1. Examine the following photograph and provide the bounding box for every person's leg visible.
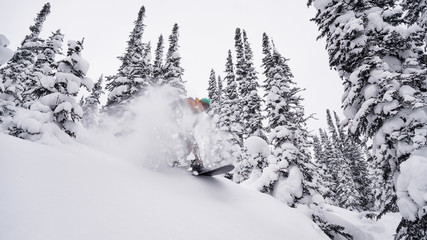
[187,136,204,172]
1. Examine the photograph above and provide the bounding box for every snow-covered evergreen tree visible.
[309,0,427,237]
[0,3,50,115]
[233,28,264,140]
[141,41,153,85]
[314,113,376,211]
[46,39,92,137]
[254,37,319,208]
[332,110,375,210]
[0,3,51,134]
[207,69,218,103]
[403,0,427,24]
[219,50,244,182]
[152,34,164,85]
[163,23,186,96]
[318,128,339,204]
[217,75,223,104]
[233,33,273,183]
[26,30,64,102]
[325,110,361,210]
[82,75,104,127]
[312,133,334,200]
[7,39,92,139]
[104,6,148,115]
[402,0,427,46]
[207,69,221,118]
[233,28,246,131]
[241,30,264,140]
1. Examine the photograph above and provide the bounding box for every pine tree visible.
[219,50,244,182]
[233,28,246,132]
[326,109,361,210]
[309,0,427,237]
[104,6,148,114]
[0,3,51,113]
[217,75,223,104]
[163,23,186,96]
[0,3,51,135]
[234,28,264,139]
[229,31,252,181]
[318,128,339,204]
[8,39,92,139]
[152,34,164,85]
[315,110,375,211]
[49,39,92,137]
[235,33,275,184]
[82,75,104,127]
[207,69,218,103]
[206,69,221,121]
[402,0,427,27]
[141,41,153,87]
[27,30,64,101]
[312,133,333,200]
[241,30,264,140]
[333,111,375,210]
[255,38,319,208]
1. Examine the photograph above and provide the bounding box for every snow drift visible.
[0,133,328,240]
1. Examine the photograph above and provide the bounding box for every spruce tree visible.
[241,30,264,140]
[333,110,375,210]
[402,0,427,27]
[104,6,148,114]
[207,69,218,103]
[219,50,244,182]
[8,39,92,139]
[152,34,164,85]
[255,38,319,208]
[163,23,186,96]
[141,41,153,86]
[82,75,104,127]
[234,28,264,139]
[318,128,339,204]
[326,110,361,210]
[49,39,92,137]
[312,133,334,201]
[206,69,220,118]
[26,30,64,102]
[0,3,51,134]
[0,3,51,109]
[233,28,246,131]
[309,0,427,237]
[217,75,223,104]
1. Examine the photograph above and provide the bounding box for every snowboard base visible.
[194,164,235,177]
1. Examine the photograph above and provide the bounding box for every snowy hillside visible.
[0,133,330,240]
[0,86,401,240]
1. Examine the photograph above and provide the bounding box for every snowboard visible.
[194,164,235,177]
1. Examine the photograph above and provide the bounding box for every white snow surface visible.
[396,147,427,221]
[244,136,271,157]
[322,205,401,240]
[0,86,402,240]
[272,165,303,205]
[0,133,327,240]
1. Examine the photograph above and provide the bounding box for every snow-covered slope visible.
[0,133,328,240]
[322,205,401,240]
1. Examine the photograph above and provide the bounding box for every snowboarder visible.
[181,97,210,173]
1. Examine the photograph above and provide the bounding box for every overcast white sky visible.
[1,0,343,132]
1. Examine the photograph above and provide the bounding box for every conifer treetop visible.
[22,2,51,46]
